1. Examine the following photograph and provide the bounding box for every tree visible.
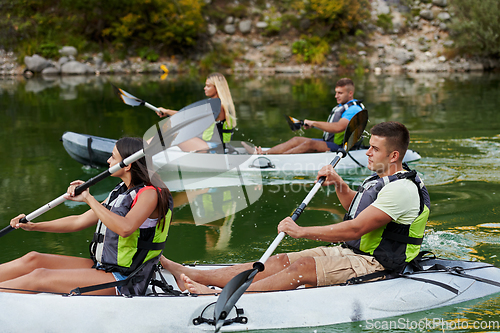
[448,0,500,57]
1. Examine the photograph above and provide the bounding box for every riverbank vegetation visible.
[1,0,498,71]
[1,0,370,64]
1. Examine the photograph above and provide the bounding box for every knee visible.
[270,253,290,267]
[289,137,306,145]
[21,251,44,266]
[289,257,317,283]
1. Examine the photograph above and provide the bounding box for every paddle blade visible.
[112,85,145,107]
[284,115,304,131]
[342,109,368,152]
[214,268,259,332]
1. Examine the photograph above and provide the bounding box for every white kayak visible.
[61,131,421,175]
[1,257,499,332]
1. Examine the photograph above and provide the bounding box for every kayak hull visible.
[61,132,421,174]
[1,258,499,332]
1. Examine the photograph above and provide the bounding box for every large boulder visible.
[61,61,94,74]
[239,19,252,34]
[224,24,236,34]
[59,46,78,57]
[24,54,51,72]
[419,9,434,21]
[432,0,447,7]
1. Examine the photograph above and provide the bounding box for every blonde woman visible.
[157,73,237,152]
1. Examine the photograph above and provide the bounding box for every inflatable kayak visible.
[61,132,422,175]
[1,257,499,332]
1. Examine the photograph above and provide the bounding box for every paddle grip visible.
[0,215,28,238]
[0,225,14,237]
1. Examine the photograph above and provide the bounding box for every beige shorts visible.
[286,246,385,286]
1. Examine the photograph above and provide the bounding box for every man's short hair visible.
[371,121,410,159]
[336,78,354,88]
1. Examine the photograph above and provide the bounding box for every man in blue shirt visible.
[255,78,364,154]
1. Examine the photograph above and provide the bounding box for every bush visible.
[292,36,329,64]
[38,43,60,59]
[448,0,500,57]
[376,13,393,33]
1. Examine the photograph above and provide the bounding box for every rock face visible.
[2,0,498,76]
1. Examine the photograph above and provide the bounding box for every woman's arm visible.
[156,107,178,118]
[10,208,99,233]
[67,181,158,238]
[84,189,157,237]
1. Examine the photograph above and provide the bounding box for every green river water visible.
[0,72,499,332]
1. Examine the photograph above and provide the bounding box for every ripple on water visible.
[413,136,500,185]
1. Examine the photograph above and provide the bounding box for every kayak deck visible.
[61,131,422,175]
[1,258,498,332]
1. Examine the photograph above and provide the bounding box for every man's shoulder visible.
[341,101,363,119]
[380,177,419,198]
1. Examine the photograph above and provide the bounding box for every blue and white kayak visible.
[0,257,499,332]
[61,131,421,175]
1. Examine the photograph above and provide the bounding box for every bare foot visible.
[241,142,256,154]
[255,146,265,155]
[160,256,192,292]
[181,273,220,295]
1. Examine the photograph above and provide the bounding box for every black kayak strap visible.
[447,266,500,288]
[400,274,459,294]
[70,260,148,296]
[400,265,500,295]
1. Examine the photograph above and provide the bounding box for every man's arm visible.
[317,165,356,210]
[278,205,392,242]
[304,118,349,133]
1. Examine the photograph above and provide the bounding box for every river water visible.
[0,72,499,332]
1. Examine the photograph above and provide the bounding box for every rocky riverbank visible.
[1,0,498,77]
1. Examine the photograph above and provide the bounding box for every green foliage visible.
[448,0,500,57]
[38,43,59,59]
[138,47,159,62]
[290,0,371,42]
[376,13,393,33]
[199,43,235,72]
[292,36,329,64]
[2,0,206,59]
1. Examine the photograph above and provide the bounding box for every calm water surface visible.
[1,72,499,332]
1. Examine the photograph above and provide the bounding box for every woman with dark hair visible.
[0,137,172,296]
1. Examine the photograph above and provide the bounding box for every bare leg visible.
[282,139,330,154]
[0,267,117,295]
[241,142,256,154]
[178,137,210,152]
[0,252,116,295]
[264,137,329,154]
[160,254,291,290]
[0,251,94,283]
[182,257,317,294]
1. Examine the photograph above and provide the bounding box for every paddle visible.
[212,109,369,332]
[284,115,304,131]
[0,99,222,238]
[112,85,161,114]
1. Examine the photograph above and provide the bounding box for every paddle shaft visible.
[144,102,160,114]
[258,151,343,264]
[0,149,146,237]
